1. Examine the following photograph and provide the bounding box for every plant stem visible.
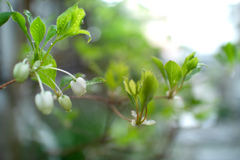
[0,79,16,89]
[71,95,131,122]
[39,71,60,95]
[71,95,129,104]
[135,97,139,123]
[109,104,131,122]
[154,95,169,99]
[174,75,186,96]
[35,72,44,92]
[41,40,58,65]
[49,67,76,80]
[140,107,148,123]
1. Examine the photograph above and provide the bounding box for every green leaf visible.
[70,29,91,43]
[6,1,14,11]
[139,70,159,110]
[38,51,57,90]
[0,12,13,26]
[60,73,83,89]
[164,60,182,89]
[123,77,137,96]
[186,57,198,72]
[127,93,136,107]
[185,66,201,81]
[23,10,33,25]
[223,42,235,64]
[43,25,57,47]
[151,56,167,83]
[123,77,131,95]
[86,77,106,86]
[185,63,208,81]
[198,63,208,68]
[182,52,196,75]
[129,80,136,95]
[11,12,32,44]
[30,17,46,48]
[56,3,85,37]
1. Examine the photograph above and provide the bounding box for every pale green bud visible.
[58,95,72,112]
[13,62,29,82]
[35,91,54,115]
[32,60,41,71]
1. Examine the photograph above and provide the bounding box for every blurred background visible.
[1,0,240,160]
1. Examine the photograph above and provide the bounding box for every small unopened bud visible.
[35,91,54,114]
[58,95,72,112]
[70,77,86,96]
[32,60,41,71]
[13,62,29,82]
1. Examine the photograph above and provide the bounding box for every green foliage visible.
[30,17,46,48]
[164,60,183,89]
[73,0,158,75]
[223,42,235,64]
[23,10,33,25]
[11,12,32,45]
[43,25,57,48]
[56,3,91,42]
[86,77,106,86]
[38,51,57,90]
[123,78,140,97]
[0,1,209,159]
[0,12,13,26]
[124,70,158,125]
[185,63,207,81]
[182,52,198,75]
[215,42,240,68]
[151,57,167,83]
[138,70,159,109]
[152,52,203,97]
[1,2,91,91]
[105,62,129,91]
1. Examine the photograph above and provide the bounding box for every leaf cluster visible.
[152,52,205,98]
[123,70,158,125]
[215,42,240,68]
[0,1,91,91]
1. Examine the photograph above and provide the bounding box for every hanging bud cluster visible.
[8,2,93,115]
[13,59,87,115]
[32,67,87,114]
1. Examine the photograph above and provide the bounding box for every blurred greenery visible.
[0,0,225,160]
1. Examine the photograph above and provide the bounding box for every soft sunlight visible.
[136,0,240,55]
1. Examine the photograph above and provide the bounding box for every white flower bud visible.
[13,62,29,82]
[70,77,86,96]
[58,95,72,112]
[142,119,156,125]
[35,91,54,115]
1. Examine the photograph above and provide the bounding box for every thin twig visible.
[109,104,131,122]
[71,95,132,122]
[71,95,109,104]
[154,95,169,99]
[140,107,148,123]
[174,75,186,96]
[71,95,129,104]
[0,79,16,89]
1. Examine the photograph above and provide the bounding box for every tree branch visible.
[109,104,131,122]
[0,79,16,89]
[70,95,129,105]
